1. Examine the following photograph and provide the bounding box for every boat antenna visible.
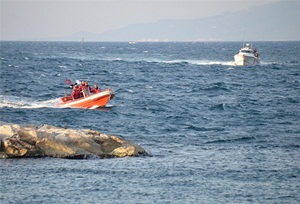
[242,27,247,47]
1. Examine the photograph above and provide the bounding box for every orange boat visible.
[57,88,115,109]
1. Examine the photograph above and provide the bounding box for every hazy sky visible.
[1,0,284,41]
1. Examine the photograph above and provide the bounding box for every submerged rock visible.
[0,122,146,159]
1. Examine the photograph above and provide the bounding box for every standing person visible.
[91,84,101,94]
[78,81,85,91]
[78,80,85,98]
[71,85,80,100]
[84,81,92,96]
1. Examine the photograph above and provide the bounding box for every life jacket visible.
[91,87,101,93]
[71,89,81,100]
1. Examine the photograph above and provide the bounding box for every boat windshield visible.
[240,50,253,53]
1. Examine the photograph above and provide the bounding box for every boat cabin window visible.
[241,50,253,53]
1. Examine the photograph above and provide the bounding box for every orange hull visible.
[57,89,115,109]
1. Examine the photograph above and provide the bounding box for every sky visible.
[0,0,289,41]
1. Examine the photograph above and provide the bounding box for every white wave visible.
[187,60,235,66]
[0,95,61,109]
[259,61,286,66]
[104,104,116,108]
[145,85,153,89]
[121,57,235,66]
[153,58,235,66]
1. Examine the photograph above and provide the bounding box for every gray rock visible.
[0,122,146,159]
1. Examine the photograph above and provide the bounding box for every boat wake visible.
[185,60,235,66]
[0,95,61,109]
[107,57,235,66]
[0,94,117,110]
[108,57,296,67]
[155,59,235,66]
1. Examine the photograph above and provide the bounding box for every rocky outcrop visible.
[0,122,146,159]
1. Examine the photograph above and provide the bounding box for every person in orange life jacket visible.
[80,81,91,97]
[71,85,80,100]
[91,84,101,94]
[78,80,86,98]
[78,80,85,91]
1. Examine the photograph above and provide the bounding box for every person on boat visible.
[253,48,259,58]
[84,81,92,95]
[71,85,80,100]
[78,80,86,98]
[80,81,91,97]
[91,84,101,94]
[69,82,78,89]
[78,80,85,90]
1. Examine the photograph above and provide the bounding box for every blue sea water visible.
[0,41,299,203]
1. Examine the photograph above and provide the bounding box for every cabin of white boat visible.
[240,44,253,52]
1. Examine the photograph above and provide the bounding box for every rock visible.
[0,122,147,159]
[4,138,28,157]
[35,138,81,158]
[18,127,38,145]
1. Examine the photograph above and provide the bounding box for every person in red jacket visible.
[71,85,80,100]
[78,80,86,98]
[91,84,101,94]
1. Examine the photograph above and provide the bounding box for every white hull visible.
[234,43,260,66]
[234,54,259,66]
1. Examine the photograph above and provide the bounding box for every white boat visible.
[234,43,260,66]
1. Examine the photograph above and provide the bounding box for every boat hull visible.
[234,54,259,66]
[234,46,260,66]
[57,89,115,109]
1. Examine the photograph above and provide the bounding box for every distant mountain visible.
[54,1,300,42]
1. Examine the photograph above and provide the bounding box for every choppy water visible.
[0,41,299,203]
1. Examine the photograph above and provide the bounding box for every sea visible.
[0,41,299,203]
